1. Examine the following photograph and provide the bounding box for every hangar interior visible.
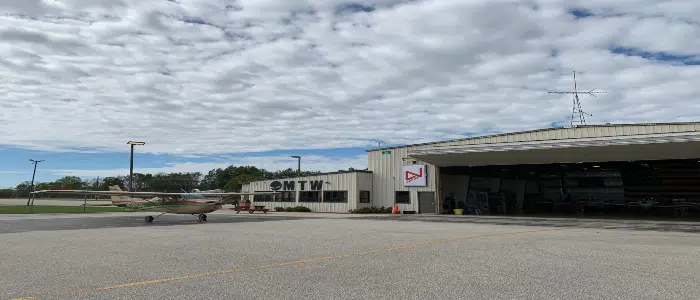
[414,133,700,218]
[439,159,700,218]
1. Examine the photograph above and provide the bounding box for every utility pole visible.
[291,156,301,176]
[130,145,134,191]
[27,159,44,206]
[547,71,605,126]
[127,141,145,192]
[94,176,100,200]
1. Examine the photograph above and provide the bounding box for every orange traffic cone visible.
[392,204,400,214]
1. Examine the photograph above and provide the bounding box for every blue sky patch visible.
[335,3,376,15]
[569,8,594,19]
[610,47,700,65]
[0,145,372,187]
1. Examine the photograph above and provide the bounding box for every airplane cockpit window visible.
[152,196,174,203]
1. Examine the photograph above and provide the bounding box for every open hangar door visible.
[439,161,700,218]
[416,136,700,218]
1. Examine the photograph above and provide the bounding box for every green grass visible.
[0,205,130,214]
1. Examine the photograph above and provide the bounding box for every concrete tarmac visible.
[1,212,699,300]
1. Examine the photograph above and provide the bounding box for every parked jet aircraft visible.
[30,185,277,223]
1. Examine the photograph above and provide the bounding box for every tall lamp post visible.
[127,141,145,192]
[27,159,44,206]
[291,155,301,176]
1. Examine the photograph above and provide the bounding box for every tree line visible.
[0,165,367,198]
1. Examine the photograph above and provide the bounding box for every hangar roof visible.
[407,131,700,166]
[366,121,700,152]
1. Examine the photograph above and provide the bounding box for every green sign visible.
[381,150,391,155]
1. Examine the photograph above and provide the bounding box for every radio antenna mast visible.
[548,71,605,126]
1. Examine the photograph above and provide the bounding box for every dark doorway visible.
[439,159,700,219]
[419,192,436,214]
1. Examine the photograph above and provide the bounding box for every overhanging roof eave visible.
[407,133,700,156]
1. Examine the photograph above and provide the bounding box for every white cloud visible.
[0,171,29,174]
[49,154,367,177]
[0,0,699,155]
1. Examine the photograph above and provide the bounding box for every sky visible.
[1,0,699,188]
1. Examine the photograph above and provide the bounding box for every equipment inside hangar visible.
[407,127,700,219]
[438,159,700,218]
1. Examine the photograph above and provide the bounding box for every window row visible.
[253,191,294,202]
[299,191,347,202]
[252,190,372,203]
[254,190,411,204]
[253,190,415,203]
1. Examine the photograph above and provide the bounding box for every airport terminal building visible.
[242,122,700,217]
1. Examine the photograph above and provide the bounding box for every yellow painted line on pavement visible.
[14,226,570,299]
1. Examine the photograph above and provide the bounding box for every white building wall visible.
[244,172,366,213]
[368,145,439,212]
[356,172,374,209]
[241,123,700,215]
[366,122,700,213]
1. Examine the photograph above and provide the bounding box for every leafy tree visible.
[54,176,84,189]
[224,173,265,192]
[0,189,17,198]
[14,164,356,194]
[100,176,125,190]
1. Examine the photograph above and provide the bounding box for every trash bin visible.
[454,209,463,215]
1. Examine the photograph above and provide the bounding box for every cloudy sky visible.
[1,0,699,187]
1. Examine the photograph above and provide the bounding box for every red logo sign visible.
[405,167,423,182]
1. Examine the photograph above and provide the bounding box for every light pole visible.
[291,156,301,176]
[27,159,44,205]
[127,141,145,192]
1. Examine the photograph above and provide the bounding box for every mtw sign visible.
[402,165,427,187]
[269,180,323,191]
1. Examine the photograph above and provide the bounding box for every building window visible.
[359,190,370,203]
[395,191,410,204]
[299,191,321,202]
[323,191,347,203]
[253,191,273,202]
[278,191,295,202]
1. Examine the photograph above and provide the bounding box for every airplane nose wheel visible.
[145,216,154,223]
[198,214,207,223]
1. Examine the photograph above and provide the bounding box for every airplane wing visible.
[197,192,279,196]
[30,190,279,196]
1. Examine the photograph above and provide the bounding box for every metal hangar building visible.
[242,122,700,217]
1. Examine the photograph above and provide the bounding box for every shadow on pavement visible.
[0,214,313,234]
[360,214,700,234]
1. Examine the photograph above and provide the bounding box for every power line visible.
[548,71,606,126]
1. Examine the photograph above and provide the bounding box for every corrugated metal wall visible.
[368,145,438,212]
[356,172,373,209]
[244,172,364,213]
[438,123,700,147]
[366,123,700,213]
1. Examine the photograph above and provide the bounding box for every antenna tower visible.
[548,71,605,126]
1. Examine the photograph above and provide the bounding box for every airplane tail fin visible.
[109,185,128,204]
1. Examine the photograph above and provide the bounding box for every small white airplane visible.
[30,185,277,223]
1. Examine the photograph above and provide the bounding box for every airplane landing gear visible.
[145,213,165,223]
[198,214,207,223]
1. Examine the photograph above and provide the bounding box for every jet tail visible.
[109,185,129,204]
